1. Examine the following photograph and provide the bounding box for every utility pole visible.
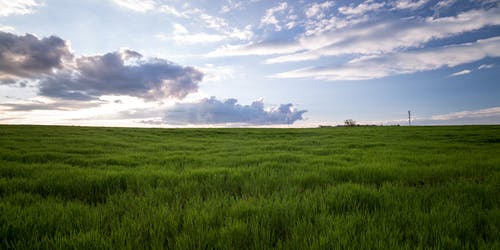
[408,110,411,126]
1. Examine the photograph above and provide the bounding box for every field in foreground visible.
[0,125,499,249]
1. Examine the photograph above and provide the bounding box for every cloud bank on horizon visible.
[0,0,499,126]
[162,97,306,125]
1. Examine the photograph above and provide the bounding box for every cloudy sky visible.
[0,0,499,127]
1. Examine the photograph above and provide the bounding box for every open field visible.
[0,125,499,249]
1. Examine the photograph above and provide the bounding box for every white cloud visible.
[114,1,186,18]
[478,64,495,69]
[158,5,186,17]
[431,107,500,121]
[210,7,500,60]
[260,2,288,31]
[198,11,253,40]
[305,1,334,18]
[286,21,297,29]
[0,24,15,32]
[154,7,252,45]
[113,2,253,44]
[167,23,226,44]
[200,13,229,31]
[198,64,238,83]
[154,33,168,41]
[338,0,385,16]
[273,36,500,80]
[363,106,500,125]
[227,25,254,40]
[303,14,369,37]
[173,23,188,34]
[164,22,251,45]
[0,0,40,16]
[392,0,430,10]
[287,14,298,20]
[265,7,500,63]
[173,33,226,44]
[220,0,243,13]
[449,69,472,77]
[433,0,457,10]
[111,0,155,12]
[206,41,301,57]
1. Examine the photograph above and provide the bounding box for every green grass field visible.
[0,125,499,249]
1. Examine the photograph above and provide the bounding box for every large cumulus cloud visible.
[0,31,72,81]
[39,50,203,100]
[0,32,203,100]
[163,97,307,125]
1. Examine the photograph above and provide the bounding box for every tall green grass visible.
[0,125,499,249]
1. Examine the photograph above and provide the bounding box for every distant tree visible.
[344,119,357,127]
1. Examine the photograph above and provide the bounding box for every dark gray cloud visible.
[0,32,72,81]
[163,97,307,125]
[0,32,203,101]
[39,50,203,100]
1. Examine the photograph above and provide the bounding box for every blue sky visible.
[0,0,499,127]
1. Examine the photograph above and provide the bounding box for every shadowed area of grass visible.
[0,125,499,249]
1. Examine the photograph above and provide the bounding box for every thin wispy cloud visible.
[274,36,500,80]
[0,25,15,32]
[305,1,334,18]
[449,69,472,77]
[478,64,495,69]
[0,0,41,16]
[431,106,500,121]
[363,106,500,126]
[220,0,243,13]
[161,23,251,45]
[111,0,253,43]
[338,0,384,16]
[209,6,500,69]
[392,0,430,10]
[433,0,457,11]
[260,2,288,31]
[198,64,238,83]
[264,7,500,64]
[111,0,155,12]
[157,5,186,17]
[0,99,103,111]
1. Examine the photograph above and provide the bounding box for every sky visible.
[0,0,499,127]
